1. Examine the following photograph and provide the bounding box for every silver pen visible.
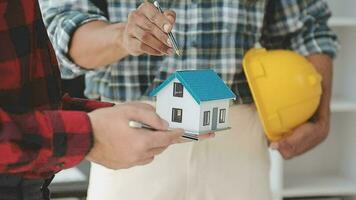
[129,121,198,141]
[153,1,182,56]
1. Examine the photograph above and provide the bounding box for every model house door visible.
[212,107,218,130]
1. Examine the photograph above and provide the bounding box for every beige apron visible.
[87,103,272,200]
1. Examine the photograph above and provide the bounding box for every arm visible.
[307,54,333,132]
[0,109,92,178]
[39,1,176,70]
[0,103,184,177]
[38,0,109,78]
[68,2,177,68]
[68,21,128,69]
[261,0,338,159]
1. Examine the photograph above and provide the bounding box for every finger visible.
[128,108,169,131]
[269,142,279,150]
[139,2,173,33]
[173,137,194,144]
[198,132,216,140]
[276,123,321,159]
[274,140,295,159]
[163,10,176,24]
[129,10,172,47]
[128,36,164,56]
[149,147,167,156]
[146,129,184,148]
[130,25,172,55]
[136,156,154,166]
[133,13,172,48]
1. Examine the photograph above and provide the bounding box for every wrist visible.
[313,106,330,133]
[316,97,331,122]
[86,112,101,158]
[88,111,100,139]
[111,22,129,58]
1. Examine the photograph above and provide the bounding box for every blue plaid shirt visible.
[39,0,338,103]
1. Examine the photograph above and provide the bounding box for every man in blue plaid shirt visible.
[39,0,338,199]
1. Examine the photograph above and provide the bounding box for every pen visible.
[129,121,198,141]
[153,1,182,56]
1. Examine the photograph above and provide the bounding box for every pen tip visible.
[176,49,182,56]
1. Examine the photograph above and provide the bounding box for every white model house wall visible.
[199,100,230,132]
[156,78,201,132]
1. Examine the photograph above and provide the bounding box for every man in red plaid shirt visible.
[0,0,183,199]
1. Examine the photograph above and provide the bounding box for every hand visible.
[121,2,176,56]
[270,116,329,160]
[86,102,183,169]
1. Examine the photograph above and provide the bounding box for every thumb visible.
[167,129,184,142]
[273,139,296,160]
[164,10,176,24]
[128,108,169,131]
[148,128,184,148]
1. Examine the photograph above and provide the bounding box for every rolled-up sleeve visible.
[261,0,339,58]
[39,0,108,78]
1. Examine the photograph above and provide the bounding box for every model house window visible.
[173,82,183,97]
[219,109,226,123]
[172,108,183,123]
[203,111,210,126]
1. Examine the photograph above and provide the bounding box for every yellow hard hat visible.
[243,48,322,141]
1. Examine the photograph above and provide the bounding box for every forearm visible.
[306,54,333,125]
[69,21,129,69]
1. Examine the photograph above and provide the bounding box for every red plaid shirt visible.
[0,0,112,179]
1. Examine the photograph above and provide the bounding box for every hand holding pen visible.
[122,1,181,56]
[153,1,181,56]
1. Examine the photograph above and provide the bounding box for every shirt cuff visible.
[44,110,93,170]
[290,32,340,59]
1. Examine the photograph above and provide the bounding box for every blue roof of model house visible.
[149,70,236,104]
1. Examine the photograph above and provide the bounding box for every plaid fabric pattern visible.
[39,0,338,103]
[0,0,112,179]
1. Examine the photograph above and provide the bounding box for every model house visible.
[149,69,236,138]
